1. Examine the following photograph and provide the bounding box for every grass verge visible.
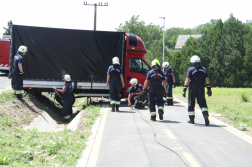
[0,91,101,166]
[173,87,252,131]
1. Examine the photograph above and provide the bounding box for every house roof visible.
[175,34,202,50]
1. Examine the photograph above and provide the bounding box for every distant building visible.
[175,34,202,51]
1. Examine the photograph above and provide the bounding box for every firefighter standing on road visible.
[183,55,212,125]
[12,45,27,100]
[143,59,166,121]
[127,78,146,109]
[162,62,176,106]
[53,74,74,123]
[106,57,125,112]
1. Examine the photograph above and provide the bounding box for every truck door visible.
[123,57,150,97]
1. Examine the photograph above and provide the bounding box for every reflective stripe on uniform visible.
[188,111,195,115]
[110,100,115,104]
[150,112,156,116]
[201,107,208,112]
[64,115,70,119]
[166,97,173,99]
[16,90,22,94]
[115,101,120,105]
[158,106,163,110]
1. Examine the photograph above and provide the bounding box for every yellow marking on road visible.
[183,152,201,167]
[87,105,109,167]
[174,97,252,145]
[164,129,176,139]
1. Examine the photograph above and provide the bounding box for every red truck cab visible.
[123,34,151,98]
[0,36,10,73]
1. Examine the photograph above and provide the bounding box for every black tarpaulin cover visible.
[11,25,125,82]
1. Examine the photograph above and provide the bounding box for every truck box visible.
[10,25,151,98]
[0,39,10,73]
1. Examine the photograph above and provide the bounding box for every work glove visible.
[128,103,131,107]
[205,84,212,97]
[19,72,25,78]
[163,90,166,97]
[183,85,188,97]
[173,83,176,88]
[131,92,136,96]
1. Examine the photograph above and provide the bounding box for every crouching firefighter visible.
[162,61,176,106]
[106,57,125,112]
[127,78,147,109]
[53,74,74,123]
[12,45,27,100]
[183,55,212,125]
[143,59,166,121]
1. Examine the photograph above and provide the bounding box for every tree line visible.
[117,14,252,87]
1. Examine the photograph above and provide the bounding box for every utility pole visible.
[158,17,165,70]
[83,1,108,31]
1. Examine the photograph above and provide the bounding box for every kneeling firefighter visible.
[183,55,212,125]
[12,45,27,100]
[162,61,176,106]
[106,57,125,112]
[53,74,74,123]
[127,78,147,109]
[143,59,166,121]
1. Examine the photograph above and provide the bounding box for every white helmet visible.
[129,78,138,86]
[112,57,120,65]
[162,62,170,68]
[62,74,71,81]
[18,45,28,53]
[190,55,201,63]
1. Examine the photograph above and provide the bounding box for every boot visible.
[150,116,156,121]
[187,118,195,124]
[167,99,170,106]
[111,104,115,112]
[116,105,119,111]
[16,94,23,100]
[171,99,173,106]
[204,115,210,126]
[158,110,164,120]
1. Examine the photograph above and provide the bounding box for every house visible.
[175,34,202,51]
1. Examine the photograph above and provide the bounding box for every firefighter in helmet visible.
[183,55,212,125]
[106,57,125,112]
[162,61,176,106]
[143,59,166,121]
[127,78,147,109]
[12,45,27,100]
[54,74,74,123]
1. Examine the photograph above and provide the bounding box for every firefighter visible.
[12,45,27,100]
[162,62,176,106]
[53,74,74,123]
[183,55,212,125]
[106,57,125,112]
[127,78,146,109]
[143,59,166,121]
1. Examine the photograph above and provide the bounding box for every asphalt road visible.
[0,72,11,90]
[85,99,252,167]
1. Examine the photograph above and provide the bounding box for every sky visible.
[0,0,251,37]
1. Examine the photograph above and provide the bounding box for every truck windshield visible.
[129,58,150,75]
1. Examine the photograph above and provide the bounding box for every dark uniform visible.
[165,68,175,105]
[128,83,146,109]
[62,81,74,120]
[186,66,209,121]
[146,65,165,120]
[12,53,24,99]
[107,64,123,111]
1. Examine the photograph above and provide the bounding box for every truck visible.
[0,35,10,73]
[9,25,151,100]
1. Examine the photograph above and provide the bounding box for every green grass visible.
[0,89,16,104]
[173,87,252,129]
[0,95,101,166]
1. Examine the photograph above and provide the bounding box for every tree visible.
[3,20,12,35]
